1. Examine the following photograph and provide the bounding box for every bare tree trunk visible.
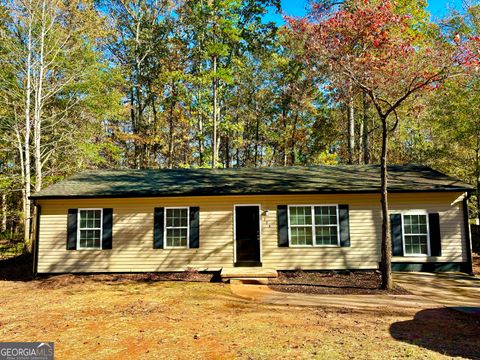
[198,119,204,166]
[151,95,159,166]
[290,111,299,166]
[196,2,205,167]
[212,55,218,168]
[1,193,6,232]
[211,0,219,168]
[282,107,288,166]
[14,125,26,237]
[358,115,364,164]
[24,4,33,248]
[34,0,47,193]
[225,135,230,168]
[362,93,370,164]
[167,81,176,169]
[347,95,355,164]
[253,96,259,167]
[168,116,174,169]
[476,130,480,224]
[254,117,259,167]
[130,90,137,167]
[380,114,392,290]
[133,14,143,169]
[198,90,204,166]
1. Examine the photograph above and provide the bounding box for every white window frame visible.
[164,207,190,249]
[77,208,103,250]
[287,205,340,247]
[393,210,431,257]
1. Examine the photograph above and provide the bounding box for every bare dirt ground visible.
[0,276,479,359]
[269,271,410,295]
[0,254,479,359]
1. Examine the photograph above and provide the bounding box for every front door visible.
[235,205,261,266]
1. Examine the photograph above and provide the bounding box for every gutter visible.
[29,187,474,201]
[463,192,474,275]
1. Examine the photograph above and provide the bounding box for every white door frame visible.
[233,204,262,264]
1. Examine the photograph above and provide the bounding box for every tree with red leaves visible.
[289,0,456,289]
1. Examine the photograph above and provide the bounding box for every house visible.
[30,165,474,274]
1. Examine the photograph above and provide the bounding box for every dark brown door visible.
[235,206,261,266]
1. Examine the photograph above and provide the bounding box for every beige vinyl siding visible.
[36,192,467,273]
[388,193,467,263]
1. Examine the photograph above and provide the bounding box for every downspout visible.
[462,192,473,275]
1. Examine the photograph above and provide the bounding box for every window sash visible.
[288,205,340,247]
[164,207,189,248]
[398,213,430,256]
[77,208,103,250]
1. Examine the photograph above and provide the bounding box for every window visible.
[403,214,429,255]
[288,205,339,246]
[165,207,189,248]
[78,209,102,249]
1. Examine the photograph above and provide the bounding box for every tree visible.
[290,0,454,289]
[421,3,480,223]
[0,0,122,248]
[178,0,280,168]
[99,0,173,169]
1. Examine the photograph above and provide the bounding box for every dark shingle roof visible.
[30,165,473,199]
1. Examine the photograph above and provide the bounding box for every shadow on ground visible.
[390,308,480,359]
[0,254,33,281]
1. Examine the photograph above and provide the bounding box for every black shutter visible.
[277,205,289,247]
[429,213,442,256]
[189,207,200,248]
[390,213,403,256]
[338,204,351,247]
[67,209,78,250]
[102,208,113,249]
[154,207,164,249]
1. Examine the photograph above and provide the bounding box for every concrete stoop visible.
[220,267,277,284]
[229,278,270,285]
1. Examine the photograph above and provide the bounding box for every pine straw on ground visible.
[0,275,479,360]
[34,271,214,290]
[269,271,410,295]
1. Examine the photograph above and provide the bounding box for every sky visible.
[265,0,464,24]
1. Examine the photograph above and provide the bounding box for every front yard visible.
[0,271,479,359]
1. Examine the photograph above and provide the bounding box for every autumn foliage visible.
[288,0,453,108]
[289,0,457,290]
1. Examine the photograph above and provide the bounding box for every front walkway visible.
[394,272,480,307]
[230,273,480,311]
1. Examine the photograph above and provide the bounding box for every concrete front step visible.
[220,267,278,280]
[230,278,270,285]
